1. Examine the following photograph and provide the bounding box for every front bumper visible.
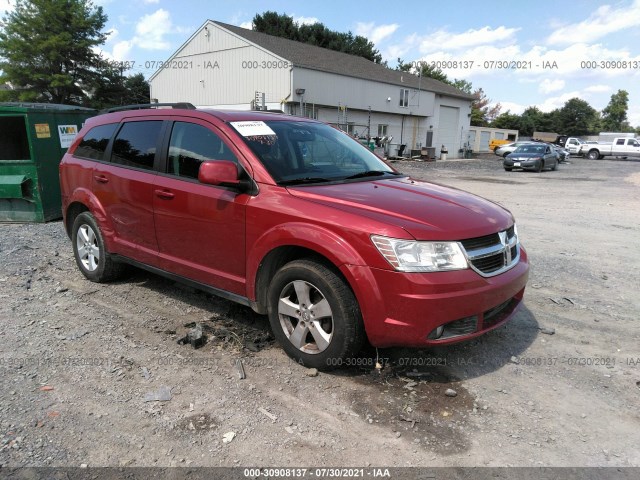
[344,247,529,347]
[504,158,540,170]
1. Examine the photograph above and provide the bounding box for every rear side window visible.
[167,122,238,180]
[74,123,118,161]
[111,121,162,170]
[0,116,30,161]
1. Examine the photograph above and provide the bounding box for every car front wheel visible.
[72,212,125,282]
[267,259,365,370]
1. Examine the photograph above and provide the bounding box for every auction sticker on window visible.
[230,121,276,137]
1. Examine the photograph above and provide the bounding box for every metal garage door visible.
[480,131,491,152]
[438,106,459,156]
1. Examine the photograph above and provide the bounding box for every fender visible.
[65,188,117,252]
[246,221,368,301]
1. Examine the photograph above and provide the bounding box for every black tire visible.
[551,159,558,171]
[587,149,599,160]
[504,167,512,171]
[267,259,365,370]
[71,212,125,282]
[536,159,543,172]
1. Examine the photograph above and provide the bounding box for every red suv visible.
[60,105,529,369]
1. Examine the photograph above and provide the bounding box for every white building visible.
[150,21,474,158]
[467,127,519,153]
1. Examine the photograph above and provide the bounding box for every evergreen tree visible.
[0,0,108,104]
[251,12,382,63]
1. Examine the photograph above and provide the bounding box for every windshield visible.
[232,120,397,185]
[514,144,546,154]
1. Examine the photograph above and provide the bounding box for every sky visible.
[2,0,639,126]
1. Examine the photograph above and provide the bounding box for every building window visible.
[399,89,409,107]
[377,124,388,137]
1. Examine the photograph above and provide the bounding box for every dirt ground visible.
[1,154,639,469]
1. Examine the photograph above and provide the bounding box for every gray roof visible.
[213,21,474,100]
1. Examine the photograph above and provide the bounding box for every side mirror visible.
[198,160,240,186]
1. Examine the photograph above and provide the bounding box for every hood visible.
[287,177,513,241]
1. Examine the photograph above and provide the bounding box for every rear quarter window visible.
[74,123,118,161]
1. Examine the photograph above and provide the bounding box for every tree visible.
[555,98,599,136]
[0,0,108,104]
[471,88,501,127]
[600,89,630,132]
[252,11,382,63]
[492,111,521,131]
[396,58,450,83]
[90,71,149,109]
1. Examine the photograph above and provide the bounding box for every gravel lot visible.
[1,154,639,468]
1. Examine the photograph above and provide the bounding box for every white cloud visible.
[419,26,519,53]
[547,0,640,45]
[134,9,173,50]
[293,15,319,26]
[539,79,565,94]
[97,8,186,61]
[628,105,640,127]
[498,101,527,115]
[239,21,252,29]
[584,85,612,93]
[112,40,133,60]
[355,22,399,45]
[105,28,119,43]
[536,91,584,112]
[143,0,160,4]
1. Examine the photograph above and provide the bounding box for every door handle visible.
[154,189,175,200]
[94,174,109,183]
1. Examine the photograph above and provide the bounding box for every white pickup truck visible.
[579,137,640,160]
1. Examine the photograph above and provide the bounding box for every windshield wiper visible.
[344,170,400,180]
[278,177,332,186]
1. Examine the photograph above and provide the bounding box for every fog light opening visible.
[428,325,444,340]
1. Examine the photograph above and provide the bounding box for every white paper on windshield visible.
[230,121,276,137]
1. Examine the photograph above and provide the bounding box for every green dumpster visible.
[0,103,96,222]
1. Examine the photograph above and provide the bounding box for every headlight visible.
[371,235,468,272]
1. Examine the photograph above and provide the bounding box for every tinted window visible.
[0,116,30,161]
[616,139,625,145]
[111,121,162,170]
[74,123,118,161]
[167,122,238,179]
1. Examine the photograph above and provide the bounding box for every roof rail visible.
[103,102,196,113]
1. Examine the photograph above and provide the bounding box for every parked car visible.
[504,143,558,172]
[494,141,535,157]
[490,139,511,151]
[578,137,640,160]
[547,143,570,162]
[60,104,529,369]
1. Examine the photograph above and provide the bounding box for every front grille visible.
[460,233,499,251]
[460,226,519,277]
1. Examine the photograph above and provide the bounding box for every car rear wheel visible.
[72,212,126,282]
[267,259,364,370]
